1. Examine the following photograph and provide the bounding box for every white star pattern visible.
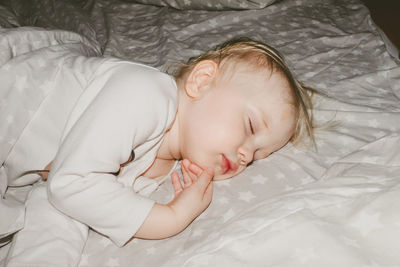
[146,246,156,255]
[217,195,229,204]
[284,184,295,191]
[351,50,362,55]
[32,40,43,49]
[350,211,383,237]
[361,155,380,163]
[173,247,184,255]
[239,191,256,202]
[15,75,28,92]
[362,260,382,267]
[28,109,35,119]
[279,32,288,37]
[251,174,269,184]
[344,90,358,97]
[314,82,327,89]
[192,228,204,237]
[223,208,235,223]
[39,80,53,93]
[0,98,6,109]
[337,135,352,145]
[341,235,360,248]
[190,255,210,266]
[275,172,285,180]
[368,119,379,128]
[365,77,374,84]
[2,63,11,71]
[288,162,299,170]
[7,138,16,146]
[37,58,46,68]
[208,19,218,28]
[372,131,386,138]
[100,237,113,248]
[304,72,317,78]
[292,247,317,264]
[216,179,231,187]
[270,219,292,232]
[325,156,337,164]
[106,257,120,267]
[6,115,14,124]
[300,175,313,185]
[327,50,339,57]
[291,148,302,154]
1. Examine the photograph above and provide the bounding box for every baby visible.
[5,37,314,266]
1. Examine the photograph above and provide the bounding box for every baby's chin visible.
[213,164,246,180]
[212,171,236,181]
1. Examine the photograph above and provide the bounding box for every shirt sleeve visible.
[47,63,177,247]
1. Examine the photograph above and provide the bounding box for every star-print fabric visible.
[1,0,399,266]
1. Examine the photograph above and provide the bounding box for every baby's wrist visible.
[166,201,192,229]
[134,203,183,239]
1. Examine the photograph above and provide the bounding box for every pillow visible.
[123,0,278,10]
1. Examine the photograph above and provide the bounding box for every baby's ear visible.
[184,60,217,99]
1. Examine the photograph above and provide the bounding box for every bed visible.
[1,0,399,266]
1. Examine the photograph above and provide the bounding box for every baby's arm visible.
[134,159,213,240]
[47,65,187,247]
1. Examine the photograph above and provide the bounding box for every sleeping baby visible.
[4,37,314,266]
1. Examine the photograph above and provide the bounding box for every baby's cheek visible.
[254,151,270,161]
[281,110,297,135]
[280,106,296,122]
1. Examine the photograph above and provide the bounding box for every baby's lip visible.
[221,154,238,174]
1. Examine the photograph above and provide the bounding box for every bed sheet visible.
[1,0,400,266]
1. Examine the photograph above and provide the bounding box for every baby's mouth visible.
[221,154,238,174]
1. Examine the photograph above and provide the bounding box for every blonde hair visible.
[173,37,315,147]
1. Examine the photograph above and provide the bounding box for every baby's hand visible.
[132,159,213,240]
[40,161,53,181]
[168,159,214,226]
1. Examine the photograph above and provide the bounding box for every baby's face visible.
[181,67,296,180]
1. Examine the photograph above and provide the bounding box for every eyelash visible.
[248,118,255,134]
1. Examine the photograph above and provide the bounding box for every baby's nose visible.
[238,146,254,166]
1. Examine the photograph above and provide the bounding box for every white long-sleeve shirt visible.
[47,59,178,247]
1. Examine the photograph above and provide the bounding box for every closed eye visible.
[248,118,255,134]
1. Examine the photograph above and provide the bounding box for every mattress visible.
[0,0,399,266]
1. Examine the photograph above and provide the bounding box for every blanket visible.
[0,26,100,242]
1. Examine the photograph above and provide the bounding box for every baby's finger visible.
[181,164,192,187]
[171,172,183,195]
[203,181,213,203]
[182,159,198,182]
[196,168,214,191]
[188,162,203,177]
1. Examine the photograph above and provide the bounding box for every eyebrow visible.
[262,117,269,130]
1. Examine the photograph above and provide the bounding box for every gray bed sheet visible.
[2,0,399,106]
[1,0,400,266]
